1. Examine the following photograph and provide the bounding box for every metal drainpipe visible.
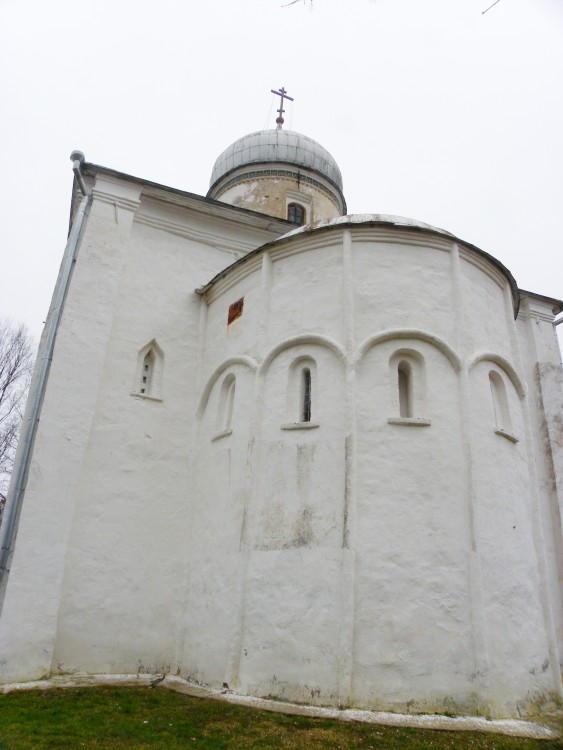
[0,151,91,602]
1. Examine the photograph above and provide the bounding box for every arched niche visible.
[132,339,164,400]
[216,373,236,434]
[259,337,346,436]
[468,353,525,400]
[388,348,427,420]
[355,335,461,432]
[354,329,461,373]
[259,334,347,378]
[489,369,513,435]
[196,356,258,419]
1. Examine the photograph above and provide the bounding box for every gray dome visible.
[209,129,343,192]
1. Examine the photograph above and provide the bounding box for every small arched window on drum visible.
[287,203,306,226]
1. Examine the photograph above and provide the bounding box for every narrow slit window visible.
[287,203,306,226]
[141,349,155,394]
[301,367,312,422]
[398,360,412,418]
[132,340,164,400]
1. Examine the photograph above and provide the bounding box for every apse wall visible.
[186,221,562,716]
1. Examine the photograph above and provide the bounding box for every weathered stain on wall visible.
[218,175,341,224]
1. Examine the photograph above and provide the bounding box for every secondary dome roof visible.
[208,129,344,192]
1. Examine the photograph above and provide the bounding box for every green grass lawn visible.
[0,686,560,750]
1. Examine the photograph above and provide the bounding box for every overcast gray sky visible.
[1,0,562,347]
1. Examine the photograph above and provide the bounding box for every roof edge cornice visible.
[197,215,521,318]
[78,162,294,234]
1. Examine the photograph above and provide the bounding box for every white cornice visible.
[202,233,343,301]
[90,174,142,213]
[134,212,258,256]
[350,227,453,253]
[140,185,291,234]
[199,225,455,301]
[83,162,292,236]
[517,307,557,324]
[519,291,563,319]
[458,246,506,290]
[204,255,263,303]
[91,189,141,213]
[271,234,341,261]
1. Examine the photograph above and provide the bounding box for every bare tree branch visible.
[0,321,34,519]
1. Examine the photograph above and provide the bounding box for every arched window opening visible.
[284,356,318,429]
[140,349,155,394]
[301,367,312,423]
[387,348,430,426]
[398,360,412,418]
[287,203,306,226]
[489,370,512,433]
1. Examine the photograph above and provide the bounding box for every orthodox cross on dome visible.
[271,86,294,129]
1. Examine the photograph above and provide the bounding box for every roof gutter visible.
[0,151,92,608]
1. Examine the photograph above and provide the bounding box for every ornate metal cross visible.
[271,87,294,129]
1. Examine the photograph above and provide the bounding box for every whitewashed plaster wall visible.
[353,339,471,710]
[190,223,563,716]
[1,197,561,721]
[0,173,287,682]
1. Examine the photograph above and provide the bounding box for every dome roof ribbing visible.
[208,129,344,193]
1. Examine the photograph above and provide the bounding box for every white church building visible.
[1,94,562,719]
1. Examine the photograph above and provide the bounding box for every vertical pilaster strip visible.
[223,251,273,690]
[196,296,209,389]
[449,242,491,703]
[342,229,355,353]
[258,252,273,352]
[175,293,209,670]
[337,228,357,706]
